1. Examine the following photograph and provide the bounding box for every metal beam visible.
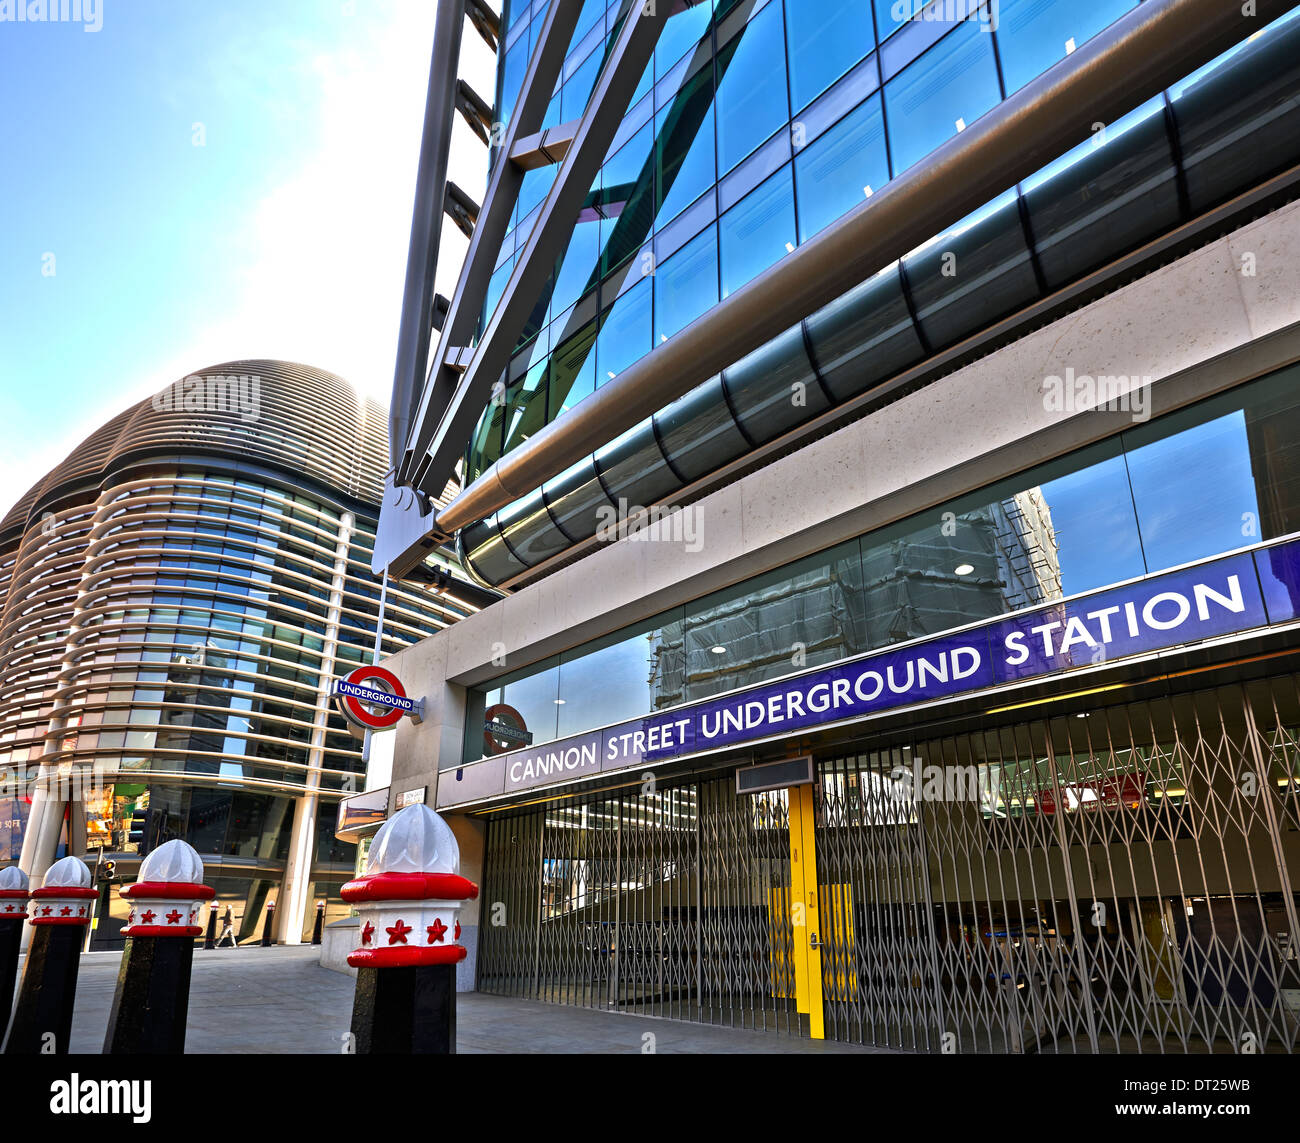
[456,78,494,144]
[444,181,481,239]
[387,0,467,468]
[465,0,500,51]
[405,0,670,495]
[396,0,588,485]
[430,0,1291,535]
[509,119,580,170]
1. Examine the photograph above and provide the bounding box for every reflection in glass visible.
[719,165,797,297]
[794,95,889,240]
[883,22,1001,175]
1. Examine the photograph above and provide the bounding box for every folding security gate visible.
[477,672,1300,1052]
[477,778,809,1035]
[814,675,1300,1053]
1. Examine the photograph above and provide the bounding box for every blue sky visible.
[0,0,494,519]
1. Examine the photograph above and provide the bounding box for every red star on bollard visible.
[427,918,448,944]
[60,906,72,916]
[361,921,374,945]
[166,910,182,924]
[386,919,412,945]
[455,922,461,941]
[140,910,157,924]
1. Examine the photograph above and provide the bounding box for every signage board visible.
[333,665,420,731]
[485,538,1300,797]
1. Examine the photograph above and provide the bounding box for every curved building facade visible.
[0,361,484,944]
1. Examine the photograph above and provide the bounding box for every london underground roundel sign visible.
[333,665,416,731]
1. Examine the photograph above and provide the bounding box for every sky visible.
[0,0,497,521]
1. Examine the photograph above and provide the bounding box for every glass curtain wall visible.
[466,364,1300,761]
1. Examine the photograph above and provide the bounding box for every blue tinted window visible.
[997,0,1136,94]
[655,67,716,228]
[1035,453,1145,596]
[785,0,875,112]
[502,359,549,456]
[884,22,1001,174]
[794,95,889,239]
[557,614,685,731]
[574,0,604,40]
[549,323,598,417]
[715,1,791,173]
[599,122,655,275]
[517,163,556,222]
[499,39,530,126]
[562,46,603,120]
[484,253,516,329]
[720,165,796,297]
[553,220,602,315]
[658,0,715,79]
[597,277,652,382]
[873,0,906,41]
[655,223,719,343]
[1125,411,1260,574]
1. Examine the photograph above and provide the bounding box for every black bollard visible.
[352,963,456,1053]
[3,857,95,1055]
[203,903,218,950]
[0,867,29,1017]
[103,839,215,1055]
[311,899,326,946]
[342,804,477,1055]
[261,900,275,946]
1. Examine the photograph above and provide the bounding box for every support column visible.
[281,511,355,943]
[104,839,214,1054]
[343,804,477,1054]
[3,856,95,1055]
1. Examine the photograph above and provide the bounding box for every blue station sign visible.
[480,537,1300,797]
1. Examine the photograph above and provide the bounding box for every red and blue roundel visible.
[333,665,413,731]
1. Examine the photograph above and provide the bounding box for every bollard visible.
[311,899,326,946]
[343,803,477,1054]
[103,839,214,1055]
[3,856,96,1055]
[203,902,218,950]
[0,867,30,1019]
[261,900,275,946]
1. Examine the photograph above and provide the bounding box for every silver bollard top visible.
[0,865,29,893]
[136,838,206,886]
[42,856,92,889]
[365,803,460,876]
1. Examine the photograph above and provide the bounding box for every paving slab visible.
[7,946,883,1054]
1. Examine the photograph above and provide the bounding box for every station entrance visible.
[476,672,1300,1053]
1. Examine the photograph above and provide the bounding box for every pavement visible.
[17,946,881,1053]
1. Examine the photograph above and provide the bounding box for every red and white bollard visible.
[3,856,96,1054]
[104,839,215,1054]
[342,803,477,1053]
[0,866,30,1021]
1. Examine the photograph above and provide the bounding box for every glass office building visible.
[375,1,1300,1051]
[0,361,484,945]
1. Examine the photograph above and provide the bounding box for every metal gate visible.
[477,777,807,1035]
[814,676,1300,1053]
